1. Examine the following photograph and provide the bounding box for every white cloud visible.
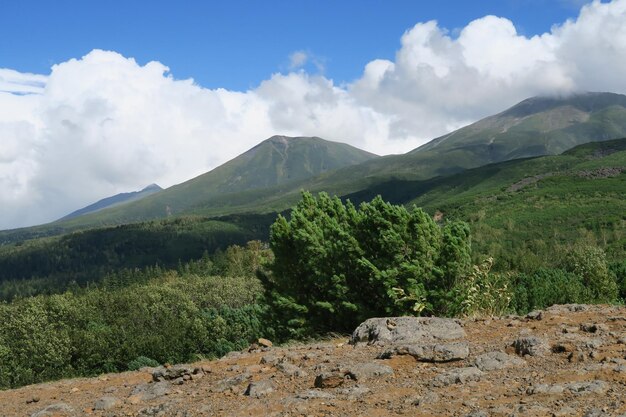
[289,51,309,69]
[2,0,626,229]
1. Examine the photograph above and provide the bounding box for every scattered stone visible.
[338,385,371,399]
[295,390,336,400]
[94,396,120,411]
[554,407,578,417]
[584,339,604,349]
[432,367,483,387]
[350,316,466,346]
[567,380,608,395]
[31,403,74,417]
[583,408,610,417]
[213,373,251,393]
[152,364,203,382]
[244,379,275,398]
[26,397,40,404]
[130,381,171,402]
[410,391,440,405]
[344,362,394,381]
[277,361,308,377]
[314,372,346,388]
[526,383,565,395]
[474,351,525,371]
[464,411,488,417]
[512,336,549,356]
[258,338,273,348]
[379,341,469,362]
[526,310,543,320]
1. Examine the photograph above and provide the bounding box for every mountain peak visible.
[142,183,162,192]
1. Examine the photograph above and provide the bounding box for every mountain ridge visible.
[59,184,163,221]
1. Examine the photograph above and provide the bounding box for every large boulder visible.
[350,317,466,346]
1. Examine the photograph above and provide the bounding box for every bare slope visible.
[4,304,626,417]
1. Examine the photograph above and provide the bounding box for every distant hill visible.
[44,136,378,228]
[413,92,626,159]
[60,184,162,220]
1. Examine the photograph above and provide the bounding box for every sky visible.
[1,0,625,229]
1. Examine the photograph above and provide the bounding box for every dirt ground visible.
[2,304,626,417]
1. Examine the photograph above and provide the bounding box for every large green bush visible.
[262,192,471,337]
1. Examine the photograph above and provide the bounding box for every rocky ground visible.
[3,304,626,417]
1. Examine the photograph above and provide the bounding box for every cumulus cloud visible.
[2,0,626,229]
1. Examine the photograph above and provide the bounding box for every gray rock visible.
[338,385,371,399]
[351,316,465,346]
[244,379,275,398]
[379,341,469,362]
[584,338,604,349]
[31,403,74,417]
[474,351,525,371]
[277,361,308,377]
[214,372,251,393]
[295,389,336,400]
[583,409,610,417]
[567,380,608,395]
[526,383,565,395]
[512,336,549,356]
[94,396,120,410]
[464,411,489,417]
[131,381,171,401]
[411,391,440,405]
[344,362,394,381]
[152,364,203,382]
[553,407,578,417]
[432,367,483,387]
[526,310,543,320]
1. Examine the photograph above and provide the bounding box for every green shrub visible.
[263,192,472,338]
[511,268,591,314]
[560,244,618,303]
[449,257,512,318]
[127,356,160,371]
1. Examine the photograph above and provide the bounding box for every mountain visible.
[413,92,626,159]
[3,92,626,239]
[50,135,378,227]
[299,92,626,192]
[60,184,163,220]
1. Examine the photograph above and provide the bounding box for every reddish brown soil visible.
[2,304,626,417]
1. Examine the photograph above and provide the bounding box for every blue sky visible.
[1,0,625,229]
[1,0,590,90]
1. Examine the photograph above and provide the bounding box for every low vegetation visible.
[1,192,624,390]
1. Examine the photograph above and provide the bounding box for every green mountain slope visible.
[345,138,626,270]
